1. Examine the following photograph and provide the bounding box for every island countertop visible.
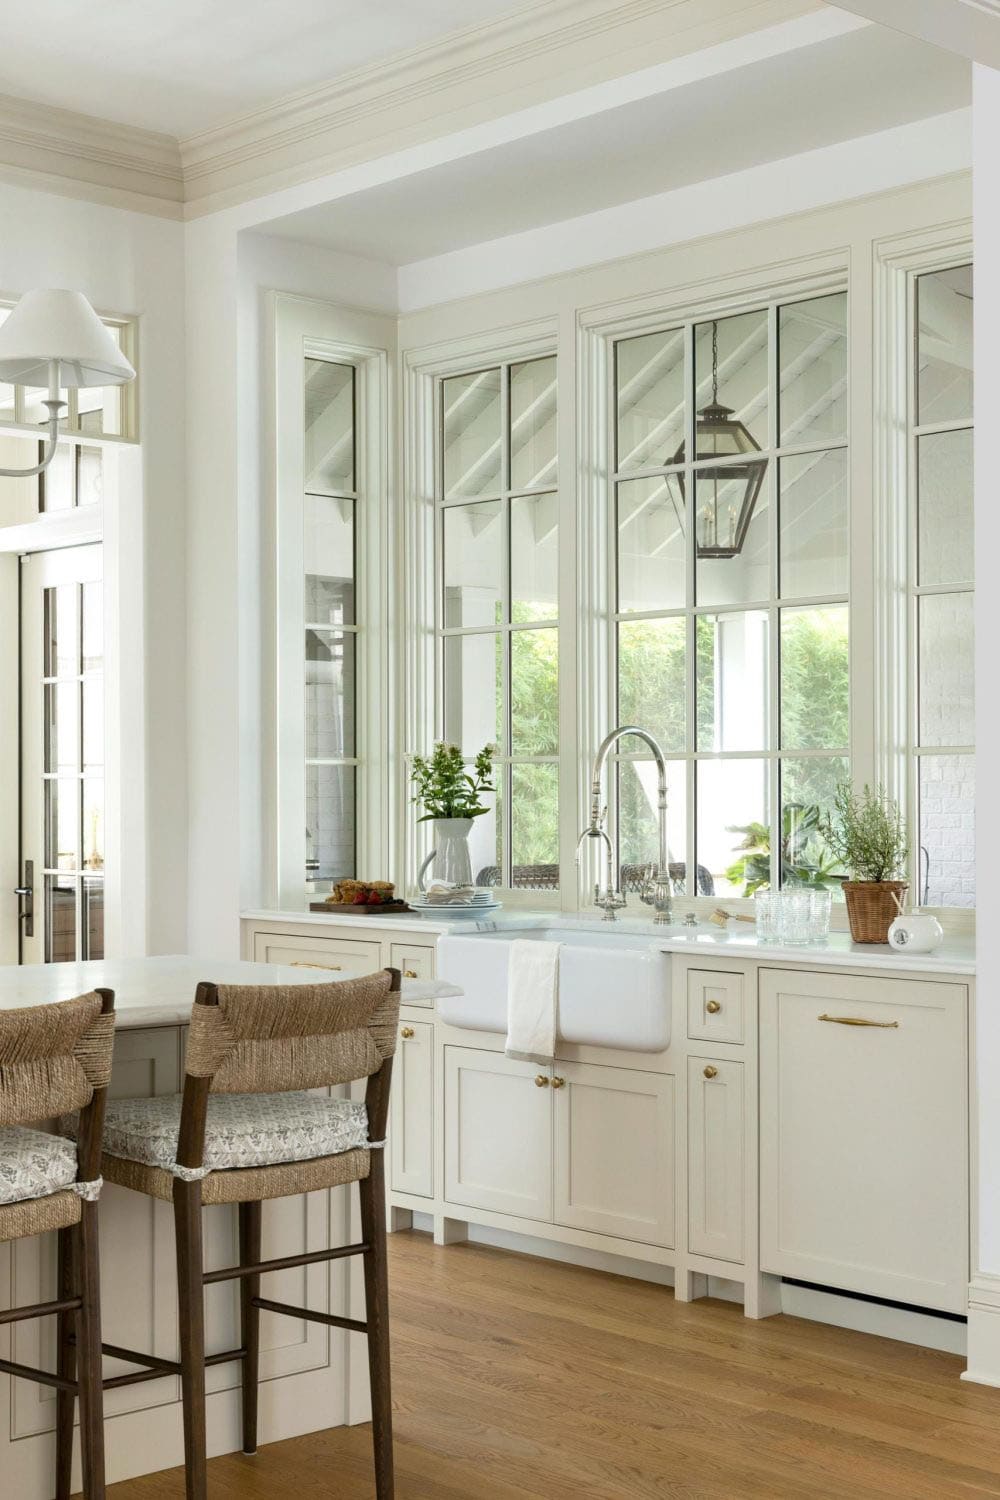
[0,954,461,1027]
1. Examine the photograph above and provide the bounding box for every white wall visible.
[0,179,187,955]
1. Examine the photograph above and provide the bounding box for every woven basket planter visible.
[843,881,909,944]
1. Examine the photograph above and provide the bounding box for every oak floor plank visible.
[101,1231,1000,1499]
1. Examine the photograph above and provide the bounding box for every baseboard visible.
[963,1276,1000,1384]
[409,1213,966,1355]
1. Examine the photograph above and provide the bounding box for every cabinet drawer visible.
[390,942,436,995]
[687,969,744,1044]
[251,931,382,977]
[687,1055,745,1263]
[390,1020,434,1198]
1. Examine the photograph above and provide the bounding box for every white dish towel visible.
[505,939,560,1064]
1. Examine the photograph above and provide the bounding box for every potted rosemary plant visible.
[822,781,909,943]
[410,742,495,890]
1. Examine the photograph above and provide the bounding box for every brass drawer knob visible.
[534,1074,550,1088]
[404,969,418,978]
[706,999,722,1014]
[401,1026,415,1039]
[551,1076,566,1089]
[703,1065,718,1079]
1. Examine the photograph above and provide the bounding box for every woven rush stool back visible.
[0,990,115,1127]
[185,969,402,1097]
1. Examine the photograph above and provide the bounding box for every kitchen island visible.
[0,956,456,1498]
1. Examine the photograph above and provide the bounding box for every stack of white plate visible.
[409,890,502,916]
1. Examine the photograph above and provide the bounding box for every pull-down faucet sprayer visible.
[576,725,673,923]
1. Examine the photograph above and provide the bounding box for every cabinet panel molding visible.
[687,1055,745,1263]
[445,1047,552,1220]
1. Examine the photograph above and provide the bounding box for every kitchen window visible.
[612,292,849,897]
[438,356,559,892]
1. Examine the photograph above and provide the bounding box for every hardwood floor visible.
[108,1230,1000,1499]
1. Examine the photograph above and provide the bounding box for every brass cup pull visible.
[818,1013,899,1029]
[706,999,722,1014]
[534,1074,550,1088]
[703,1065,718,1079]
[551,1076,566,1089]
[401,1026,415,1039]
[404,969,418,978]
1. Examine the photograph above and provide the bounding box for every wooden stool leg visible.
[359,1154,394,1499]
[77,1204,107,1500]
[174,1180,208,1500]
[238,1201,262,1455]
[55,1226,77,1500]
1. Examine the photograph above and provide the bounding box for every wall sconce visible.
[0,289,136,478]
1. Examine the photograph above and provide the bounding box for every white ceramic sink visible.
[436,927,671,1052]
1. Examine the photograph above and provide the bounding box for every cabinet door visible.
[251,930,382,977]
[759,970,968,1312]
[553,1063,674,1247]
[444,1047,552,1221]
[687,1056,744,1263]
[390,1019,434,1198]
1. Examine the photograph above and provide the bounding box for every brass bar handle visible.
[290,960,343,972]
[818,1013,899,1028]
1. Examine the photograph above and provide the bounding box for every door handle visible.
[14,860,33,938]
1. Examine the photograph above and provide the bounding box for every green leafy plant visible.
[821,781,908,882]
[410,742,495,823]
[725,803,842,895]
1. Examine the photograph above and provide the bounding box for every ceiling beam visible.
[830,0,1000,68]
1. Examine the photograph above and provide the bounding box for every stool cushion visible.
[100,1092,371,1176]
[0,1126,79,1205]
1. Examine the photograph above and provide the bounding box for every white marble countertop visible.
[244,907,975,976]
[0,956,461,1029]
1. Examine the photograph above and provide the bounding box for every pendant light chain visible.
[711,320,719,406]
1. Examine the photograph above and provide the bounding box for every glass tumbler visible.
[754,891,777,943]
[776,890,812,945]
[809,889,833,942]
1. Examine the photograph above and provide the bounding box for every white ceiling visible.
[259,24,970,266]
[0,0,529,138]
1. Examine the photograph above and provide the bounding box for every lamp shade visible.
[0,289,135,388]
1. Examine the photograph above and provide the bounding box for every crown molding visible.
[0,91,182,215]
[178,0,821,214]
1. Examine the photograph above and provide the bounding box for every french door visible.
[18,545,105,962]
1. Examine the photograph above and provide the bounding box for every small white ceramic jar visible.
[887,909,944,953]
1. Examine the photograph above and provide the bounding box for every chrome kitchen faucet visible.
[576,725,673,923]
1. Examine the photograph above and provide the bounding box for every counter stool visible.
[98,967,402,1500]
[0,988,115,1500]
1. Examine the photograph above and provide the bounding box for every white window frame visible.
[874,223,974,928]
[271,294,393,909]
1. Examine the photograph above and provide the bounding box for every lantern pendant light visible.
[670,320,767,559]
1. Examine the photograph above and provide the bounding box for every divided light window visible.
[613,293,848,897]
[911,265,974,907]
[303,357,357,886]
[439,357,558,892]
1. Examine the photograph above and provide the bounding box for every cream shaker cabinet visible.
[389,1018,434,1198]
[759,968,968,1313]
[687,1054,744,1263]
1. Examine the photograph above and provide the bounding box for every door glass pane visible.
[83,778,104,873]
[918,593,974,746]
[918,754,975,907]
[45,584,79,678]
[510,357,557,491]
[617,476,685,614]
[443,633,502,755]
[780,606,849,750]
[511,494,558,623]
[618,759,688,887]
[780,757,848,891]
[616,329,684,471]
[695,473,769,607]
[694,309,768,448]
[696,610,769,752]
[305,494,355,626]
[778,293,847,446]
[304,359,354,493]
[468,779,502,889]
[696,758,769,897]
[443,501,502,628]
[40,444,74,512]
[45,681,80,774]
[443,368,502,498]
[45,877,77,963]
[917,429,973,586]
[618,617,686,753]
[83,877,104,960]
[46,779,80,871]
[83,678,103,772]
[82,581,102,670]
[511,763,559,881]
[779,450,848,599]
[305,630,355,759]
[306,764,356,883]
[77,446,103,508]
[511,629,558,757]
[917,265,973,425]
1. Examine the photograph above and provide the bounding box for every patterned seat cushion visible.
[0,1127,79,1206]
[101,1092,372,1177]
